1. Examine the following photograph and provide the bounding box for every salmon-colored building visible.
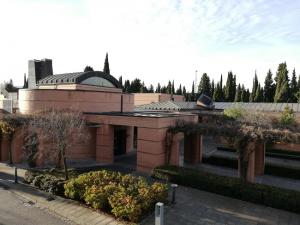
[0,58,200,174]
[1,58,299,184]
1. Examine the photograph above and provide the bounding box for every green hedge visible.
[203,155,300,180]
[64,170,168,223]
[202,155,238,169]
[24,171,65,196]
[153,165,300,214]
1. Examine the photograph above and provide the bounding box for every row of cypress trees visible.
[84,56,299,103]
[197,62,300,103]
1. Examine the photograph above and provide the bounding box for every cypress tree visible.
[191,81,195,101]
[84,66,94,72]
[118,76,123,90]
[254,84,263,102]
[219,74,224,101]
[224,72,236,102]
[171,80,175,94]
[250,71,259,102]
[290,68,298,102]
[167,81,172,94]
[176,84,183,95]
[130,78,143,93]
[210,80,215,98]
[183,86,187,100]
[103,53,110,74]
[198,73,211,96]
[124,80,130,93]
[263,69,275,102]
[241,85,246,102]
[161,86,167,93]
[213,82,222,102]
[274,62,289,102]
[156,83,161,93]
[234,83,242,102]
[149,84,154,93]
[23,73,28,88]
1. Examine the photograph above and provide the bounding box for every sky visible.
[0,0,300,91]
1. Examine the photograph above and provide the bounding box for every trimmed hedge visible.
[203,155,300,180]
[64,170,168,223]
[153,165,300,214]
[202,155,238,169]
[24,171,65,196]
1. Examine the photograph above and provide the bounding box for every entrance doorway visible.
[114,127,126,155]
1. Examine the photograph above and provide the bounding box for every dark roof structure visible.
[135,101,300,113]
[37,71,122,89]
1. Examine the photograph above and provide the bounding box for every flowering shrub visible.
[64,170,168,222]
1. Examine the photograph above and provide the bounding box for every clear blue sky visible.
[0,0,299,90]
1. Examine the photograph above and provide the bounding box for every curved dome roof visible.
[37,71,122,89]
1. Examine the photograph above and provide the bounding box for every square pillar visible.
[11,128,24,164]
[96,124,114,163]
[184,133,202,164]
[136,127,167,173]
[126,126,134,153]
[238,143,256,183]
[1,134,9,161]
[255,143,265,176]
[169,133,184,166]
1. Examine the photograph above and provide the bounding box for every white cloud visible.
[0,0,299,91]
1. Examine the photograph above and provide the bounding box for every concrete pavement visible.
[0,185,75,225]
[142,186,300,225]
[0,179,127,225]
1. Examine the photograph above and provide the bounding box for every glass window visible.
[80,77,115,87]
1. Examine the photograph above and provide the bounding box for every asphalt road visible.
[0,185,76,225]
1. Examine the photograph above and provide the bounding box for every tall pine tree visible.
[254,84,263,102]
[290,68,298,102]
[191,81,195,101]
[263,69,275,102]
[234,83,242,102]
[250,71,259,102]
[210,80,215,98]
[198,73,211,96]
[176,84,183,95]
[224,72,236,102]
[156,83,161,93]
[274,62,289,102]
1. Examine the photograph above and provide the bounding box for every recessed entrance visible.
[114,127,126,156]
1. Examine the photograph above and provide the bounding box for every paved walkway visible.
[0,179,126,225]
[0,185,76,225]
[142,186,300,225]
[0,163,126,225]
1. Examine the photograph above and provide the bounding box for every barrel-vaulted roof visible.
[37,71,122,89]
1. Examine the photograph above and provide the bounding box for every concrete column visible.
[255,143,265,176]
[126,126,134,153]
[96,124,114,163]
[184,133,202,164]
[169,133,183,166]
[247,149,255,183]
[238,142,256,183]
[136,127,167,173]
[11,129,24,164]
[1,134,9,161]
